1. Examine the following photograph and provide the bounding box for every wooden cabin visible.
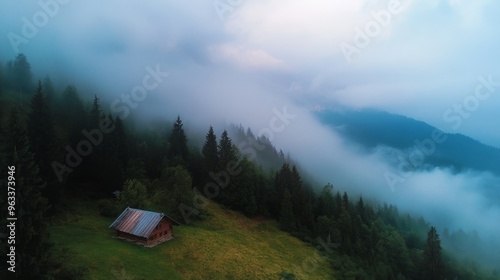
[109,207,180,246]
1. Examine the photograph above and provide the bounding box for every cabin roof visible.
[109,207,180,238]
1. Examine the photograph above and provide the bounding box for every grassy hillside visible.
[49,199,336,279]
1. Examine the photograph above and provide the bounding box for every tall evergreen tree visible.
[28,81,62,207]
[59,85,86,145]
[84,95,106,186]
[100,114,124,192]
[11,53,34,95]
[202,126,218,174]
[42,76,56,106]
[216,130,239,205]
[231,157,259,215]
[290,165,304,227]
[114,116,128,165]
[168,116,189,164]
[28,81,58,181]
[279,188,295,232]
[89,95,103,129]
[273,163,291,203]
[423,226,443,280]
[218,130,238,169]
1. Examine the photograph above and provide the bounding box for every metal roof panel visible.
[109,208,164,238]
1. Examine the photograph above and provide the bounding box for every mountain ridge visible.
[316,108,500,176]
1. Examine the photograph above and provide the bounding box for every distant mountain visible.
[316,109,500,176]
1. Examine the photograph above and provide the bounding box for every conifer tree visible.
[423,226,443,280]
[11,53,34,95]
[202,126,218,174]
[42,76,56,106]
[216,130,239,205]
[280,188,295,232]
[28,81,58,181]
[59,85,86,145]
[218,130,238,169]
[168,116,189,164]
[89,94,103,129]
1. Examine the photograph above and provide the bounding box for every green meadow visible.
[49,199,335,279]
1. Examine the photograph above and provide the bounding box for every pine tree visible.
[231,157,258,214]
[28,81,63,208]
[168,115,189,164]
[100,114,124,192]
[42,76,56,106]
[89,95,103,129]
[114,116,128,165]
[202,126,218,174]
[28,81,58,181]
[4,107,52,279]
[423,226,443,280]
[11,53,34,95]
[85,95,106,186]
[58,85,86,145]
[290,165,303,227]
[279,188,295,232]
[273,162,291,204]
[218,130,238,169]
[216,130,239,205]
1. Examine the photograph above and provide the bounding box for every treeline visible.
[0,54,497,279]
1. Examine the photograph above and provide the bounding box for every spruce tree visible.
[202,126,218,175]
[218,130,239,169]
[89,95,103,129]
[28,81,58,181]
[279,188,295,232]
[58,85,86,145]
[216,130,239,205]
[168,116,189,164]
[423,226,443,280]
[42,76,56,106]
[11,53,34,95]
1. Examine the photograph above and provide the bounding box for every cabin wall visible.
[147,219,174,244]
[116,231,147,243]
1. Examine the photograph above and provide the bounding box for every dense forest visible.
[0,54,498,279]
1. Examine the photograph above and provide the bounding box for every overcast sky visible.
[1,0,499,147]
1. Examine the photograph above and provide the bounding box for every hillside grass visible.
[49,199,336,279]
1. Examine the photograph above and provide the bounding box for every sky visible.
[1,0,500,245]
